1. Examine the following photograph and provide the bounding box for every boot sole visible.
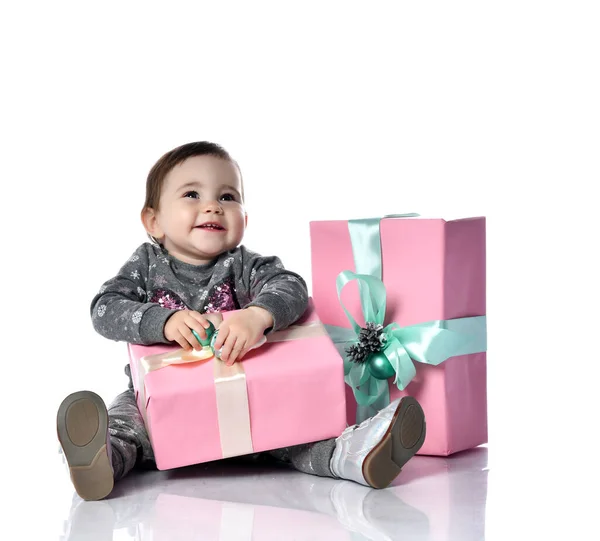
[362,396,426,489]
[57,391,114,501]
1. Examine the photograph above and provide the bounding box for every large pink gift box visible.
[310,216,487,456]
[128,301,347,470]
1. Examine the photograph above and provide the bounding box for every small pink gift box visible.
[310,216,487,456]
[128,301,347,470]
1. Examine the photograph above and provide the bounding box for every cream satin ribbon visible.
[136,320,327,458]
[213,360,253,458]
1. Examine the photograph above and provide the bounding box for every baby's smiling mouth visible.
[195,222,226,231]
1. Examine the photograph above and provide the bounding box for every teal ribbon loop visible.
[329,269,487,409]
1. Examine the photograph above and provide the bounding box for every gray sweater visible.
[90,243,309,345]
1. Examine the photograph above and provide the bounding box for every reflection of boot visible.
[61,479,149,541]
[57,391,114,501]
[330,480,430,541]
[330,397,426,488]
[363,487,431,540]
[59,499,115,541]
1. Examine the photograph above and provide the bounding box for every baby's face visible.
[153,155,246,265]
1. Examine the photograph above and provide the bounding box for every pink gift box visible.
[128,301,347,470]
[310,216,487,456]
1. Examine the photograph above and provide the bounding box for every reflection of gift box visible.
[142,494,352,540]
[398,448,489,540]
[128,301,347,470]
[310,215,487,456]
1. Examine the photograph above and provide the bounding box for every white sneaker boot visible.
[329,396,426,489]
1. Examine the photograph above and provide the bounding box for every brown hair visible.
[143,141,243,211]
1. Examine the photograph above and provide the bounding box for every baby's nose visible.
[203,201,224,213]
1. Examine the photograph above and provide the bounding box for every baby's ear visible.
[141,207,164,240]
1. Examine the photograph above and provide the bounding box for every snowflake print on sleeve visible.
[154,275,167,287]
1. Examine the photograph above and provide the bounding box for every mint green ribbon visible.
[348,213,419,281]
[325,215,487,423]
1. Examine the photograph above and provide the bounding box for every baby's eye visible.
[220,193,236,202]
[183,191,200,199]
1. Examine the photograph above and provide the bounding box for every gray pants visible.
[108,366,336,482]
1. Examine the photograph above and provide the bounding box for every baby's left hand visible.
[212,306,274,366]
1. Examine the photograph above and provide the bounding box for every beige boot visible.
[57,391,114,501]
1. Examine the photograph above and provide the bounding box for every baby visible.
[57,141,426,501]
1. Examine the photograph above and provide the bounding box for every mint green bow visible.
[323,214,487,423]
[329,269,487,409]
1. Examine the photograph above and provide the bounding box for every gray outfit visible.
[92,242,336,481]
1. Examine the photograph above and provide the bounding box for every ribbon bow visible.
[326,270,487,413]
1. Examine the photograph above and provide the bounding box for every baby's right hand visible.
[164,310,214,351]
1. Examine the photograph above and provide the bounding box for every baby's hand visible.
[164,310,218,351]
[212,307,274,366]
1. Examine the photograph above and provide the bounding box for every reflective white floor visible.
[42,436,598,541]
[10,408,595,541]
[54,447,489,541]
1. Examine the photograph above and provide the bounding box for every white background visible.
[1,1,598,538]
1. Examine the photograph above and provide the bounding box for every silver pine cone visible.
[345,323,386,364]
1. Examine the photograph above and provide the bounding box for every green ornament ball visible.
[368,352,395,380]
[192,321,216,346]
